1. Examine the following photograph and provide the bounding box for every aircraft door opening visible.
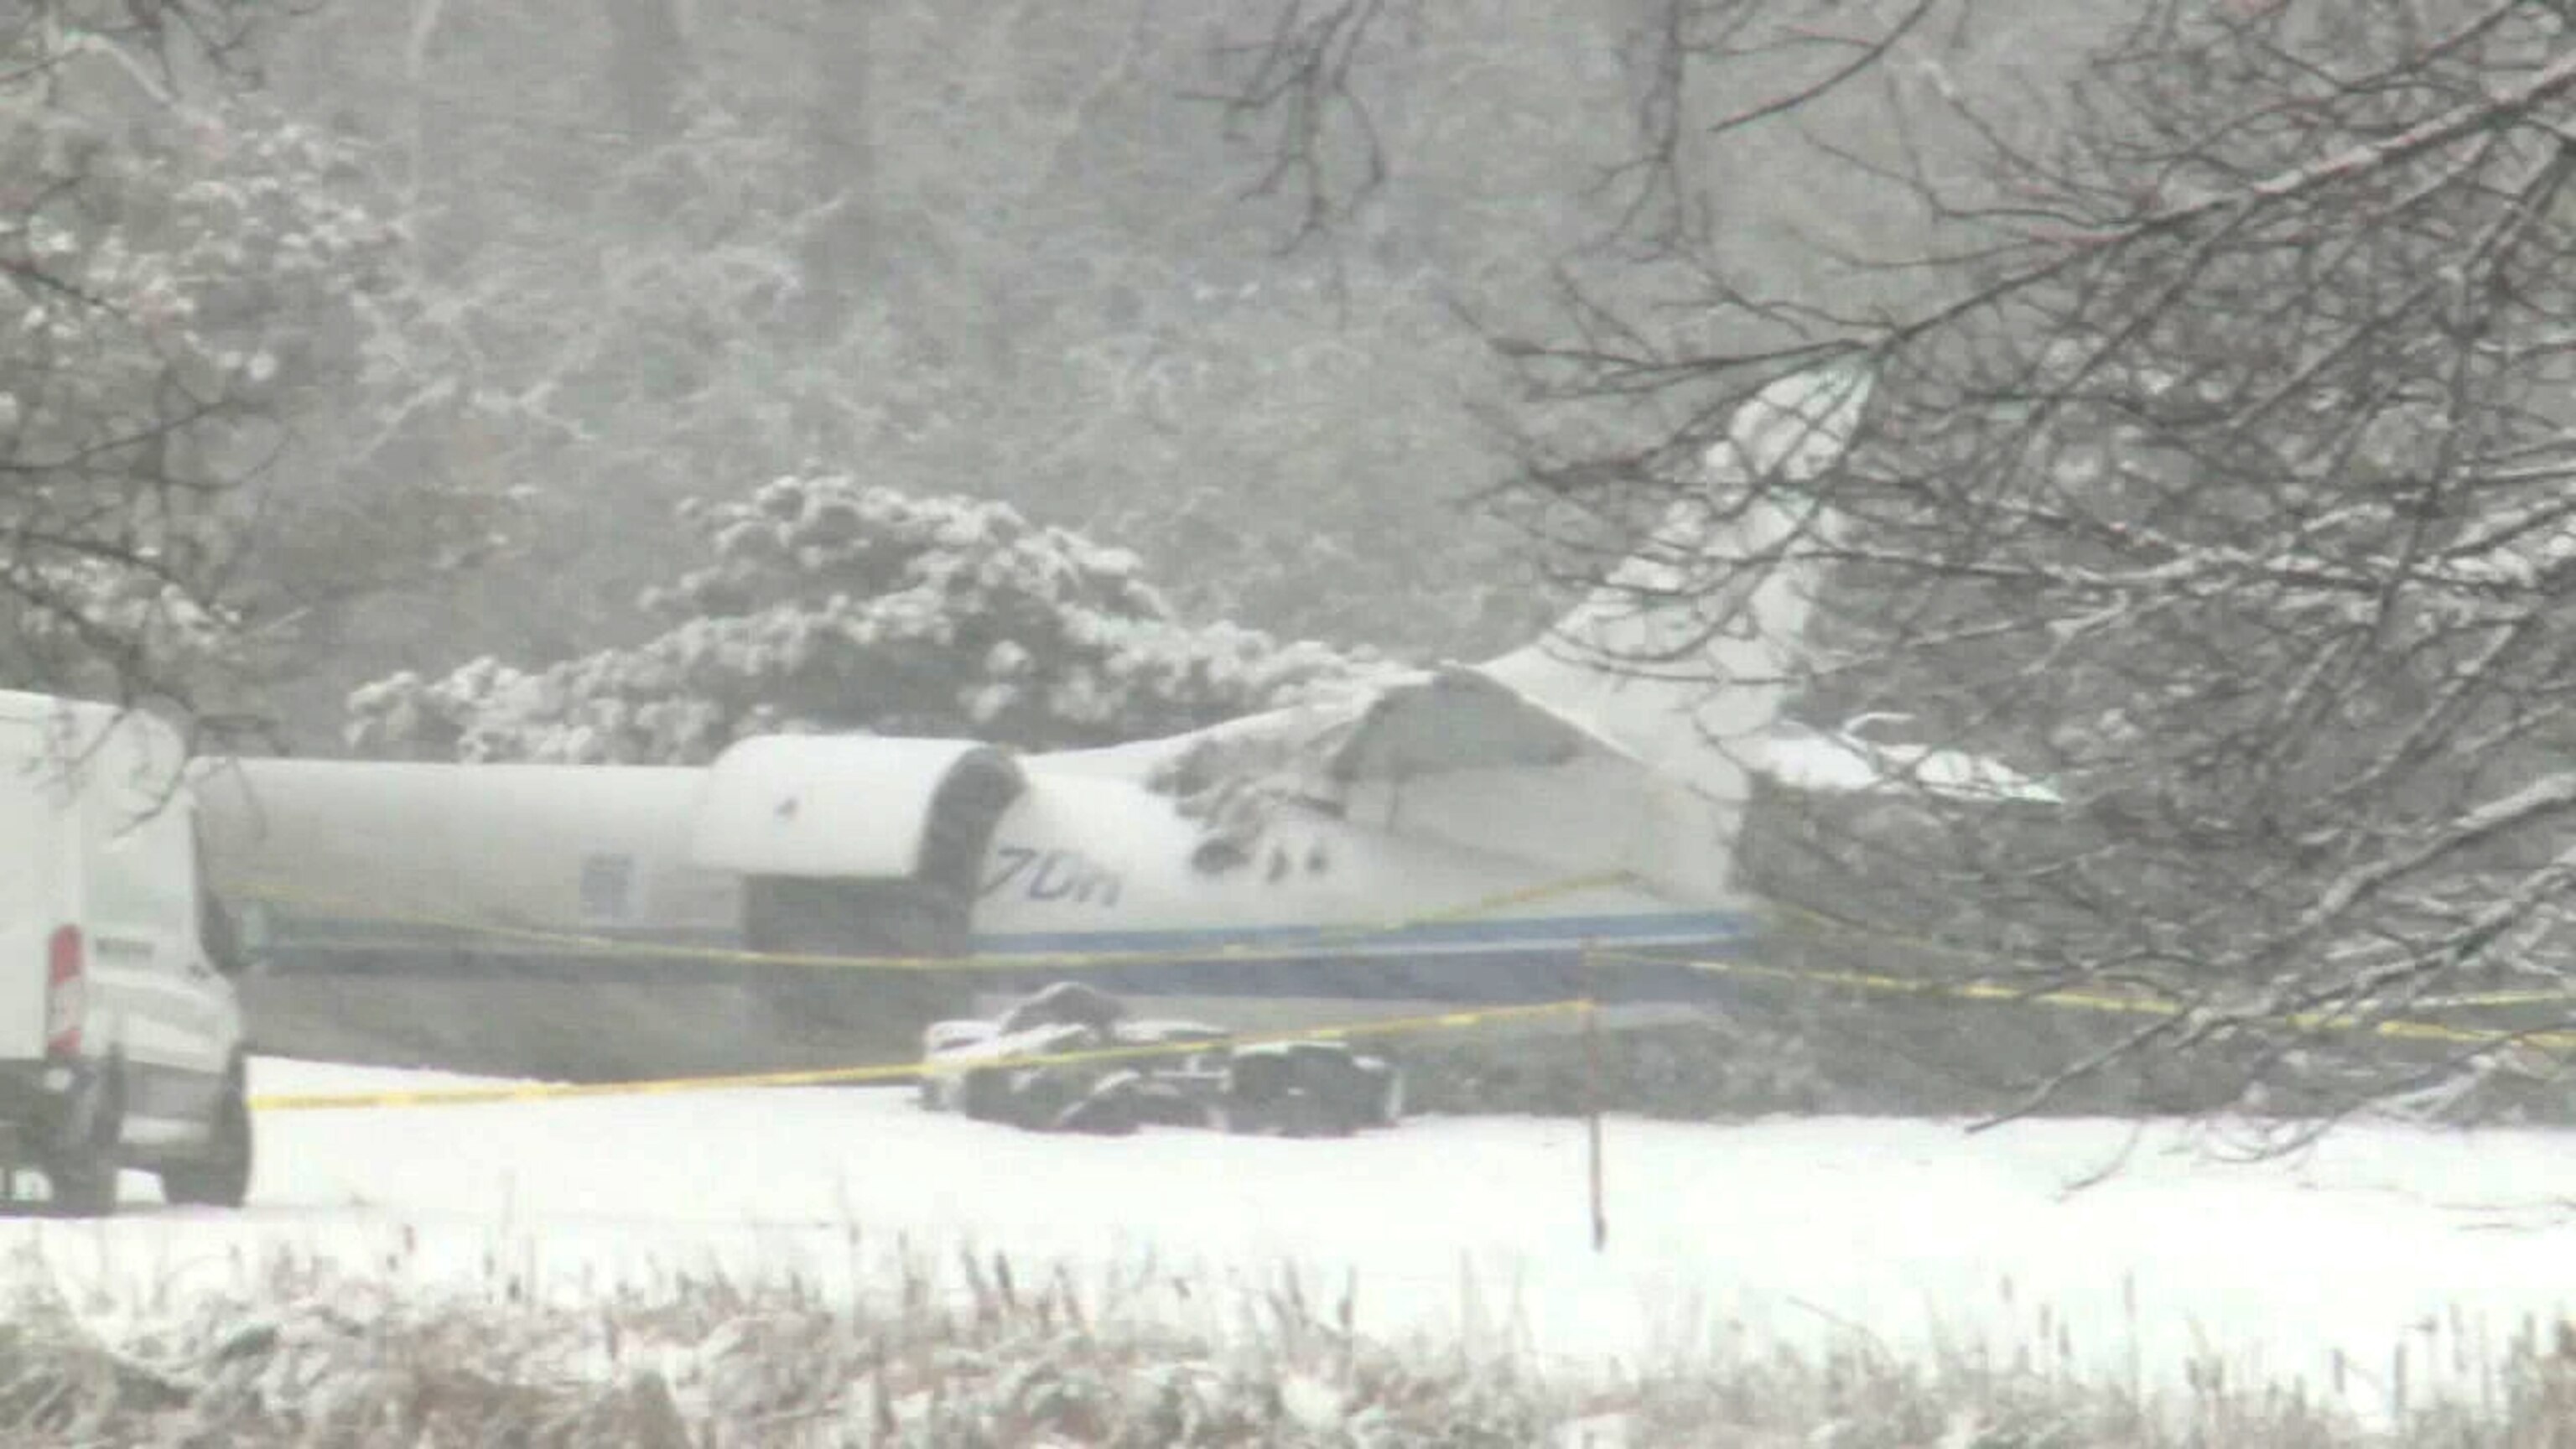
[723,741,1026,1058]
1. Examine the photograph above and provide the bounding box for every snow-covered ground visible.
[15,1057,2576,1421]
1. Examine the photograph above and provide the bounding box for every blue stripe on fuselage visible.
[965,908,1756,958]
[242,908,1763,1004]
[960,910,1759,1002]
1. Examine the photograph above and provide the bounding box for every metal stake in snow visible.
[1583,944,1607,1253]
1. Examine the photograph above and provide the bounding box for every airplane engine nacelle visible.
[692,735,1027,954]
[692,735,1026,880]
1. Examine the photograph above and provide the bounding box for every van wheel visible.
[162,1068,252,1209]
[44,1065,122,1218]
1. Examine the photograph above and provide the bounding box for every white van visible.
[0,692,251,1215]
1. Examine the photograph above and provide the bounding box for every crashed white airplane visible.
[195,368,2053,1079]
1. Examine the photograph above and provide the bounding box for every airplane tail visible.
[1477,363,1872,805]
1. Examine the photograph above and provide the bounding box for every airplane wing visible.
[1135,663,1743,902]
[1320,667,2058,805]
[1318,665,1613,782]
[1101,660,2052,906]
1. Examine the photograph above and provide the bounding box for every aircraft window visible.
[1266,844,1291,883]
[1306,841,1330,875]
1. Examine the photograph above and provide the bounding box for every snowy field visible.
[15,1057,2576,1421]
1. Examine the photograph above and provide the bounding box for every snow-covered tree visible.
[271,86,897,696]
[0,3,477,720]
[1221,0,2576,1122]
[345,475,1385,763]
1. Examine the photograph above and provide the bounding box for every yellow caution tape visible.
[2411,985,2576,1010]
[229,839,2576,1098]
[1749,895,2006,974]
[1592,947,2576,1054]
[1742,895,2576,1040]
[230,871,1639,977]
[244,931,2573,1113]
[247,999,1594,1113]
[1592,947,2183,1016]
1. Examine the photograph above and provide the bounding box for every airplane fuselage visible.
[195,749,1757,1080]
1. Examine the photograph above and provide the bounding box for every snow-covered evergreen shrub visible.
[345,475,1385,761]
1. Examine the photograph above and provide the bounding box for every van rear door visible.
[80,716,233,1140]
[0,712,78,1064]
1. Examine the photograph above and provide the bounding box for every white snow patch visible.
[13,1057,2576,1429]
